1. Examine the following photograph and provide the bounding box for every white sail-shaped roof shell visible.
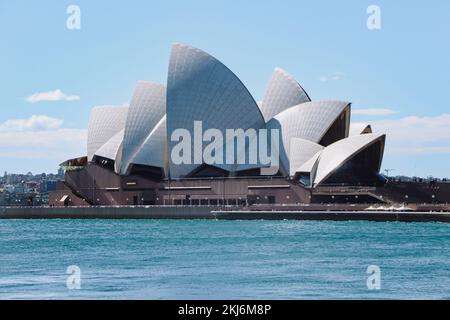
[266,100,350,175]
[294,150,322,186]
[167,43,265,178]
[267,100,350,144]
[313,133,385,186]
[128,116,167,174]
[94,129,124,161]
[119,81,166,174]
[289,138,324,176]
[81,43,387,185]
[296,150,322,173]
[87,106,128,161]
[260,68,310,121]
[349,123,372,136]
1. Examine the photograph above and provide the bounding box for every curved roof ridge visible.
[289,138,324,176]
[266,100,351,176]
[170,43,265,121]
[313,133,386,186]
[120,81,166,174]
[274,68,310,98]
[87,105,128,161]
[128,115,167,173]
[94,129,124,161]
[167,43,266,177]
[260,68,311,121]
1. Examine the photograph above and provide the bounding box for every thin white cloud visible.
[319,72,344,82]
[0,128,87,159]
[0,115,86,160]
[393,146,450,154]
[353,108,398,116]
[0,115,63,132]
[25,89,80,103]
[355,114,450,155]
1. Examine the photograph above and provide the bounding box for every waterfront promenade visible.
[1,205,450,222]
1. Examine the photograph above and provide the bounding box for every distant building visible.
[13,184,25,194]
[45,180,57,192]
[57,168,65,180]
[3,185,15,193]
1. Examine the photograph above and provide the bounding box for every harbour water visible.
[0,219,449,299]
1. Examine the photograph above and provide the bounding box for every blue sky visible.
[0,0,449,177]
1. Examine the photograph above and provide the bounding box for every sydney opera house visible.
[49,44,447,207]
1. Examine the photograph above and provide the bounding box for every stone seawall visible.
[0,206,216,219]
[1,206,450,222]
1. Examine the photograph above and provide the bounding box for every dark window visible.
[298,173,311,187]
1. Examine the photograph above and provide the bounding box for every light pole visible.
[384,169,395,179]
